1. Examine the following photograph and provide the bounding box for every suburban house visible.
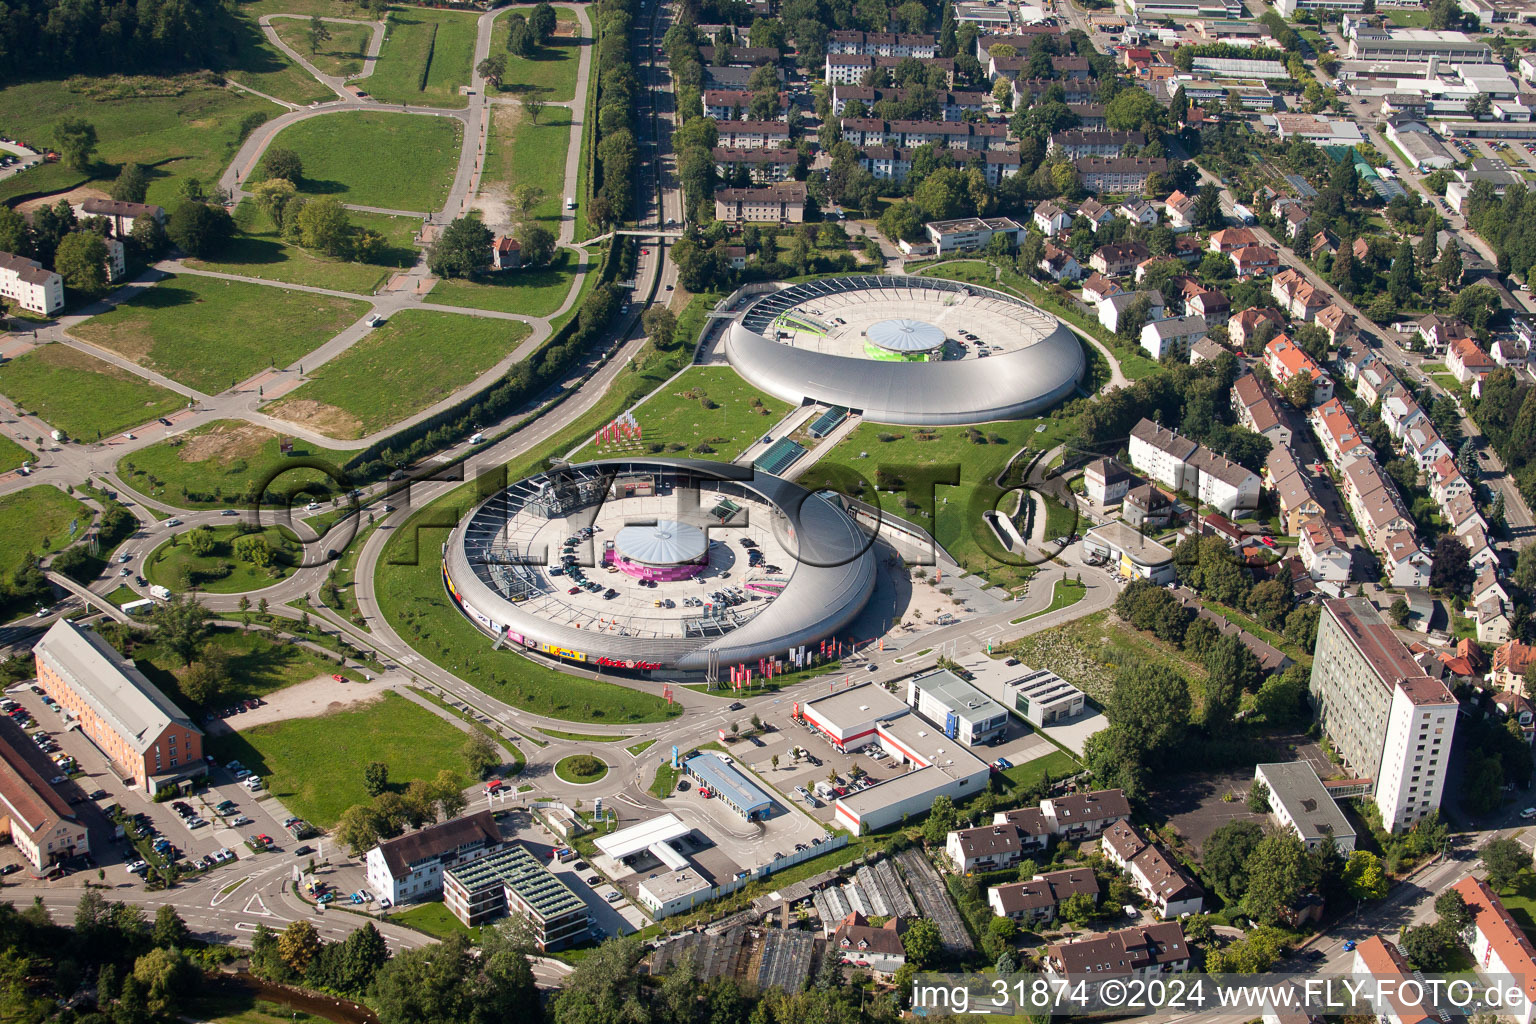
[1209,227,1259,253]
[1229,306,1285,351]
[988,869,1101,926]
[1381,529,1432,588]
[1123,483,1174,528]
[1231,244,1281,278]
[1140,315,1207,361]
[1085,458,1133,507]
[1100,819,1205,919]
[365,811,504,906]
[830,912,907,974]
[1119,197,1159,226]
[1098,289,1164,334]
[1044,923,1192,979]
[1163,190,1198,230]
[1315,303,1357,345]
[1033,201,1072,236]
[1090,240,1150,277]
[1492,640,1536,692]
[1264,335,1334,404]
[1271,268,1328,320]
[1447,334,1498,385]
[1351,936,1436,1024]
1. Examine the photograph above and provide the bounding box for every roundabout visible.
[554,754,609,784]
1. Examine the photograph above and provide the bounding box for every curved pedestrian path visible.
[259,13,387,101]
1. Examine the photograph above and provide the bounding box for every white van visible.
[244,776,264,791]
[565,197,576,210]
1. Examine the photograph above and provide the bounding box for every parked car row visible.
[205,697,266,723]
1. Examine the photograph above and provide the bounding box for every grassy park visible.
[483,103,570,225]
[70,275,369,393]
[998,749,1082,792]
[1012,577,1089,624]
[208,691,471,826]
[0,486,92,577]
[374,489,682,724]
[144,523,304,593]
[493,7,583,101]
[801,414,1079,588]
[254,111,462,212]
[365,7,477,108]
[267,310,531,439]
[116,420,349,509]
[0,345,185,440]
[569,365,791,461]
[134,627,359,711]
[225,17,334,106]
[0,76,273,207]
[272,17,375,78]
[425,249,580,317]
[188,201,421,293]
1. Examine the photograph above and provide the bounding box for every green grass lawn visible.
[365,7,477,108]
[999,748,1081,792]
[254,111,462,212]
[483,103,571,226]
[226,17,334,106]
[567,365,790,461]
[493,8,582,102]
[799,414,1079,589]
[106,585,140,606]
[132,627,357,712]
[1011,577,1088,624]
[426,249,579,316]
[267,310,531,438]
[70,275,369,394]
[0,76,274,208]
[272,18,374,78]
[0,435,32,474]
[1386,8,1432,25]
[649,761,680,798]
[0,344,185,440]
[1495,873,1536,941]
[185,988,332,1024]
[320,521,377,630]
[389,901,479,942]
[0,486,92,577]
[116,420,349,509]
[555,754,609,783]
[627,738,655,755]
[208,691,472,826]
[375,488,682,724]
[188,200,420,294]
[144,523,303,593]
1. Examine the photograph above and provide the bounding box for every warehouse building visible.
[801,683,909,751]
[442,844,590,948]
[1254,761,1358,852]
[33,620,205,795]
[834,714,990,832]
[904,668,1008,746]
[1006,667,1088,726]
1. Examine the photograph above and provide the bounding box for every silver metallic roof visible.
[615,520,707,565]
[726,276,1085,426]
[444,459,877,671]
[867,318,945,352]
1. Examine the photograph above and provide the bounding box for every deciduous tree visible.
[54,117,98,171]
[54,231,109,297]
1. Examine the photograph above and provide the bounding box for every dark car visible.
[0,864,20,876]
[294,845,314,856]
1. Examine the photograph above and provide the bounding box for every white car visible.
[1522,808,1536,820]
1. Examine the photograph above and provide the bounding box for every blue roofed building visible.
[684,752,772,820]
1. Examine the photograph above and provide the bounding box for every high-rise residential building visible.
[1309,597,1456,832]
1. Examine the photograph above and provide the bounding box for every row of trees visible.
[589,0,640,230]
[0,0,232,81]
[334,733,502,855]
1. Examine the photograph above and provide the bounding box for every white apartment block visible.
[0,251,64,315]
[1309,597,1456,832]
[1127,418,1258,516]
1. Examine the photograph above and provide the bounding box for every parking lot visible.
[1,683,307,883]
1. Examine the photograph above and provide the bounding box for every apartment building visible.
[1449,877,1536,1024]
[1266,448,1324,534]
[71,197,166,236]
[1100,820,1205,919]
[988,869,1101,926]
[1492,640,1536,692]
[0,716,90,870]
[826,30,938,57]
[946,822,1038,872]
[1141,315,1208,362]
[1075,157,1166,192]
[1351,936,1437,1024]
[713,120,792,149]
[365,811,504,906]
[33,620,204,794]
[1127,418,1260,516]
[712,147,799,182]
[1084,457,1133,506]
[1048,129,1146,158]
[1233,374,1292,447]
[1299,517,1352,584]
[1309,397,1374,466]
[1264,336,1334,405]
[1254,761,1358,852]
[924,216,1027,254]
[1308,597,1457,831]
[713,182,807,224]
[1044,923,1192,979]
[1341,457,1413,554]
[1448,335,1498,385]
[828,85,990,119]
[1090,240,1151,277]
[0,251,64,315]
[1271,268,1329,320]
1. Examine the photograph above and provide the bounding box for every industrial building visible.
[441,844,590,949]
[1006,667,1088,726]
[1254,761,1358,852]
[904,668,1008,746]
[1308,597,1457,831]
[834,711,990,832]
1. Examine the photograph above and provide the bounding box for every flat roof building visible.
[905,668,1008,746]
[802,683,909,751]
[1310,597,1456,832]
[442,843,590,948]
[684,752,772,820]
[1254,761,1357,852]
[33,620,204,795]
[1081,521,1176,585]
[1006,667,1088,726]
